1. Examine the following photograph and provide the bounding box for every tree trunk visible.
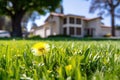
[11,11,25,37]
[111,9,115,36]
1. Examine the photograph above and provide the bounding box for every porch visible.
[63,26,83,37]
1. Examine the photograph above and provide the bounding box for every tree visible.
[0,0,62,37]
[89,0,120,36]
[22,11,41,32]
[55,1,64,14]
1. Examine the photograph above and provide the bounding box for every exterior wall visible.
[84,19,102,37]
[116,30,120,36]
[62,16,84,37]
[101,27,111,36]
[82,21,87,37]
[33,15,62,38]
[51,23,57,35]
[55,16,62,35]
[38,16,61,37]
[45,28,50,37]
[33,27,45,38]
[44,23,51,37]
[59,17,64,34]
[89,20,101,37]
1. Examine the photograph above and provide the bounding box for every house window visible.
[69,17,74,24]
[70,27,74,35]
[76,18,81,24]
[63,27,67,35]
[76,27,81,35]
[63,18,67,24]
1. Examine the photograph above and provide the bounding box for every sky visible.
[27,0,120,31]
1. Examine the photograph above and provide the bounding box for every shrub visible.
[47,35,71,38]
[103,33,112,37]
[28,35,42,39]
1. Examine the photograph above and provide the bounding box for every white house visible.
[30,13,120,38]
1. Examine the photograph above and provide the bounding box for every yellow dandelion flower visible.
[47,70,52,73]
[65,64,72,71]
[31,42,50,56]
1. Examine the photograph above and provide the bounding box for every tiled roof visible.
[101,25,111,28]
[82,17,102,21]
[50,12,64,17]
[65,14,85,18]
[45,13,103,22]
[45,13,64,22]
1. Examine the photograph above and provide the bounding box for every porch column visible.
[81,27,84,37]
[67,17,69,35]
[67,27,69,35]
[75,27,77,36]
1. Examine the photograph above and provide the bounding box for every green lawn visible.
[0,38,120,80]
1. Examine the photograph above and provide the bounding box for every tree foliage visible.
[0,16,5,30]
[89,0,120,36]
[22,11,40,30]
[0,16,11,31]
[0,0,62,37]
